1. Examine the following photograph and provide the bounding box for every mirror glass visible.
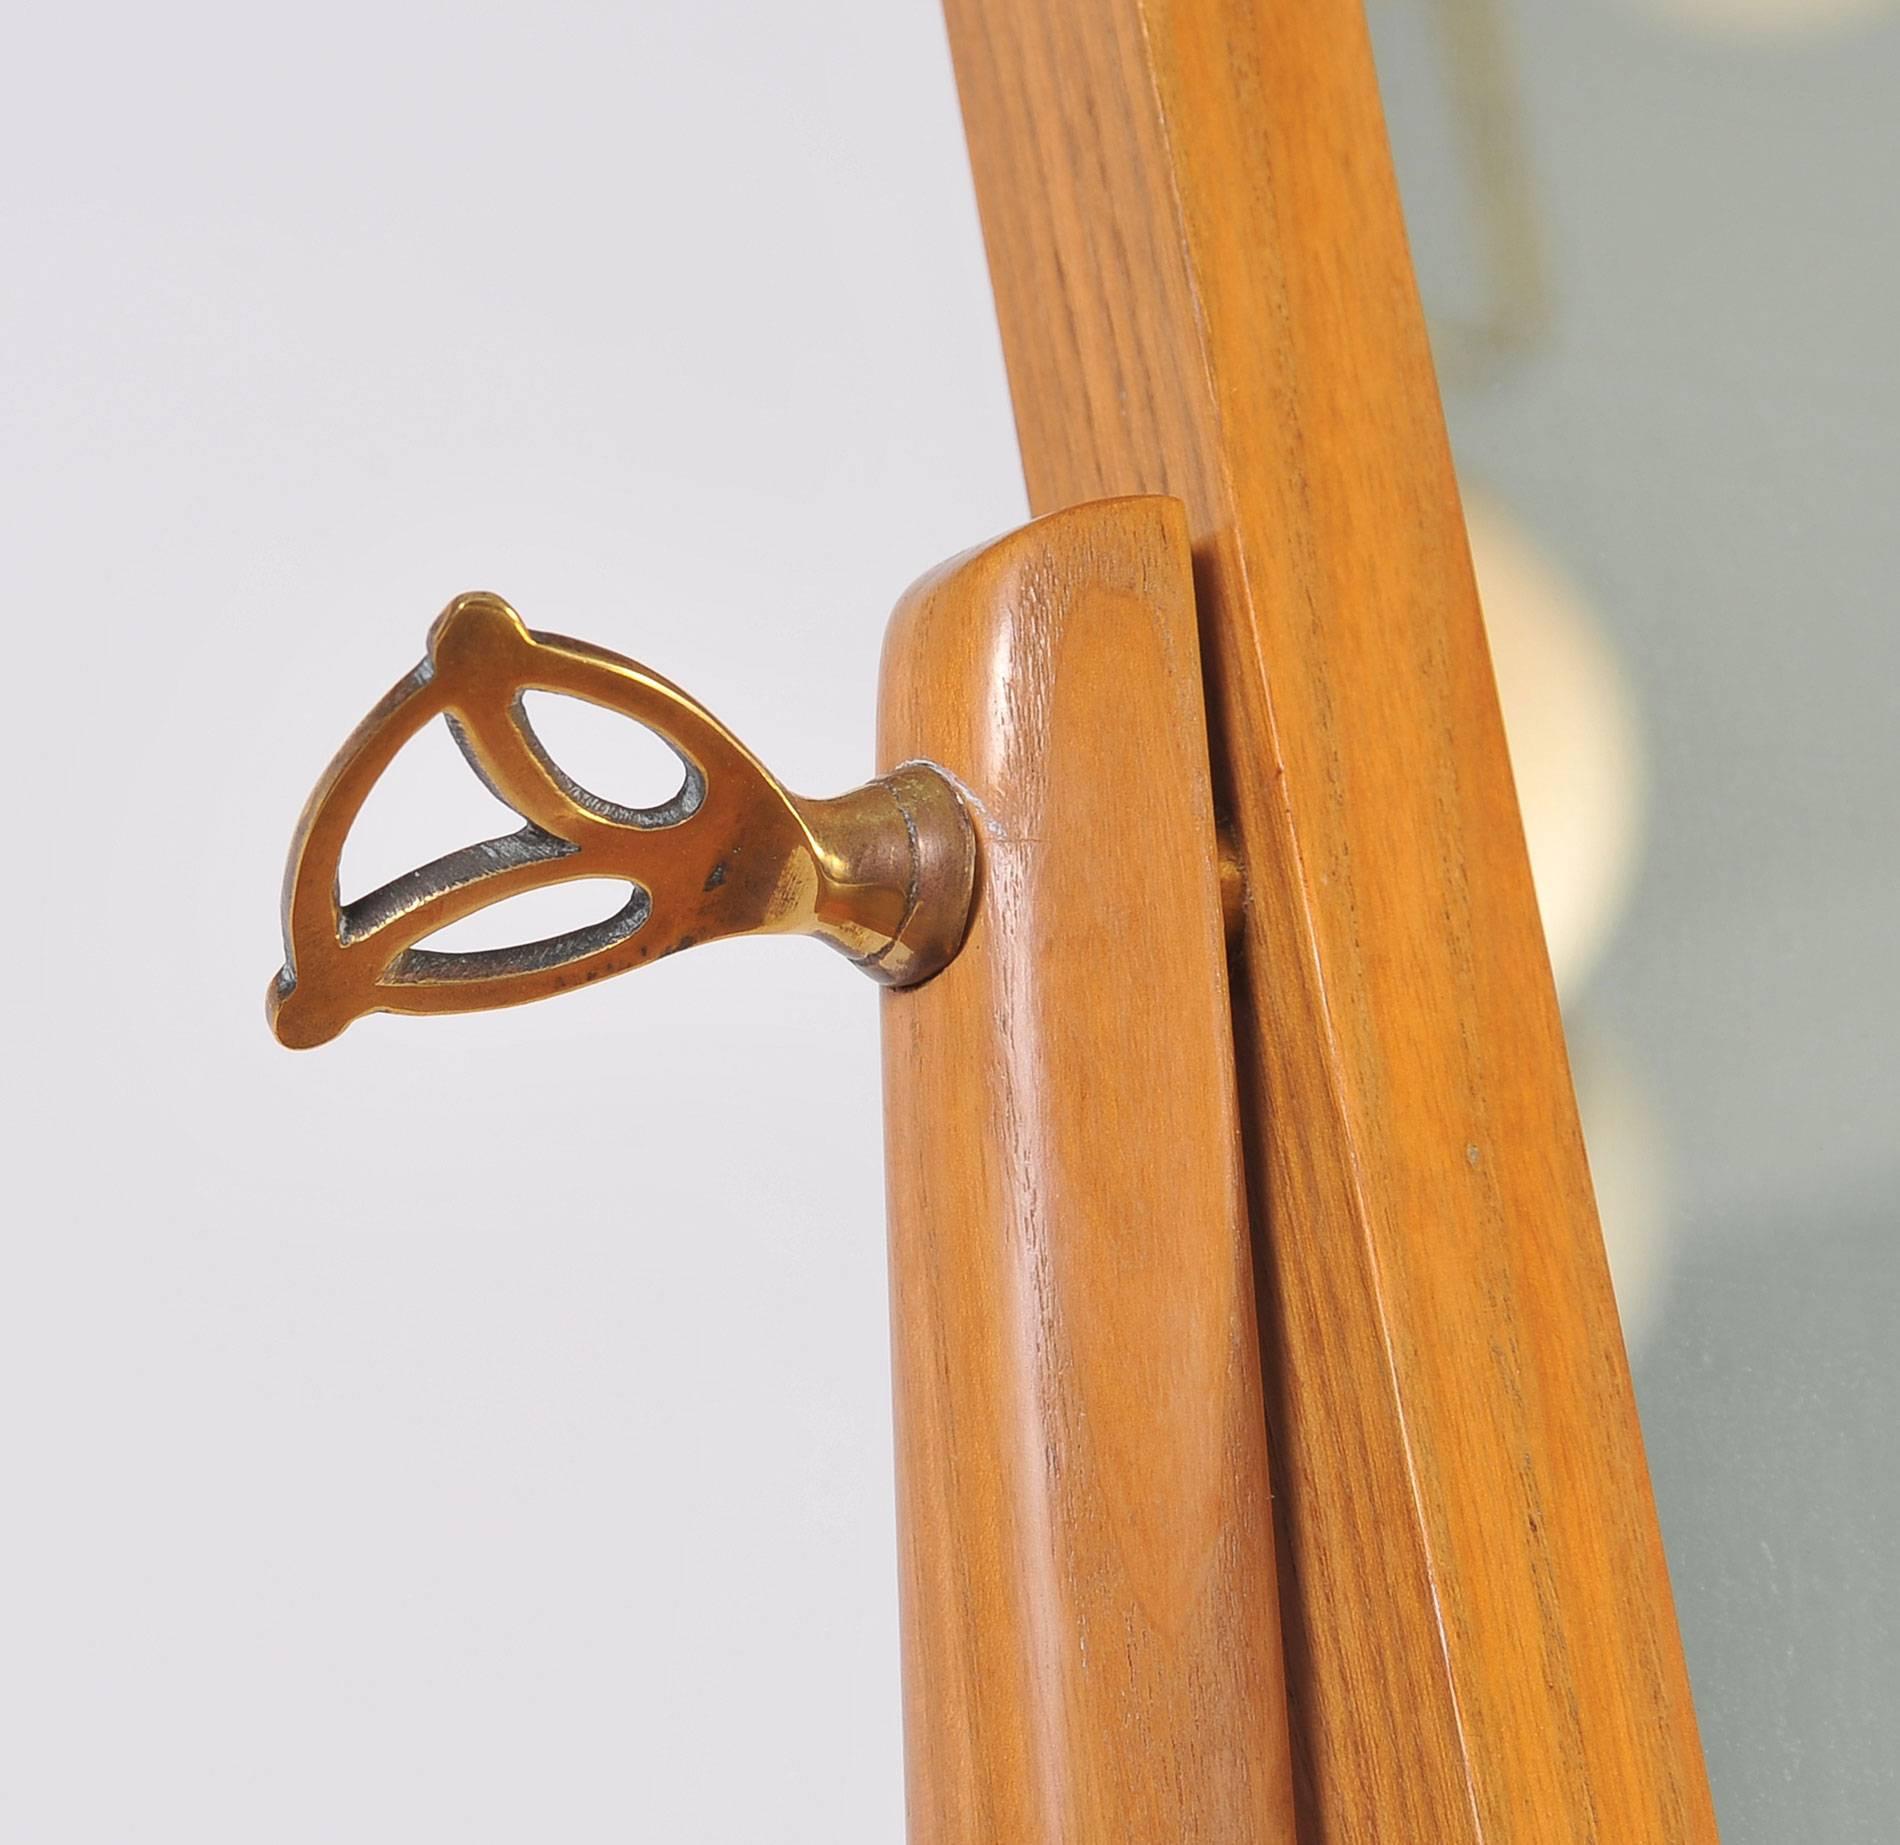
[1370,7,1900,1837]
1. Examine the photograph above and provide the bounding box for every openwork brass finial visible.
[267,593,976,1048]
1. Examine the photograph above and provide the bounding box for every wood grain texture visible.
[878,496,1296,1845]
[940,3,1718,1841]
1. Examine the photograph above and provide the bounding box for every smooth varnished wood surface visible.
[942,3,1717,1840]
[878,497,1296,1845]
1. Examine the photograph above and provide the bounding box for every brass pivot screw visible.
[267,592,976,1048]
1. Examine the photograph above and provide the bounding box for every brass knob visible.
[267,592,976,1048]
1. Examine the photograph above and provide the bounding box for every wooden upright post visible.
[879,498,1298,1843]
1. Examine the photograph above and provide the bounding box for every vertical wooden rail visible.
[939,3,1718,1842]
[879,497,1297,1843]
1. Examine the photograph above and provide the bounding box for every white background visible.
[3,3,1019,1837]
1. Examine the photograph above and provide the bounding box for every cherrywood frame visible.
[905,2,1720,1838]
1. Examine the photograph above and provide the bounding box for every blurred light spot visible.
[1466,490,1645,1004]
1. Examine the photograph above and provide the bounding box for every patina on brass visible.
[267,592,976,1048]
